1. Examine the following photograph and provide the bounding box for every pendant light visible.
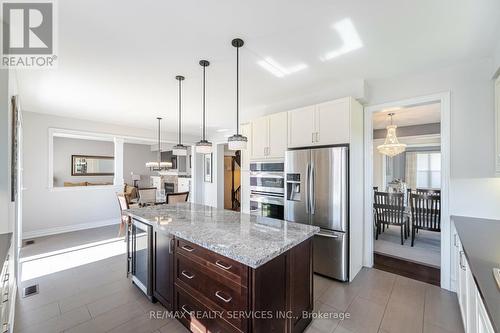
[228,38,248,150]
[195,60,213,154]
[146,117,172,171]
[172,75,188,156]
[377,113,407,157]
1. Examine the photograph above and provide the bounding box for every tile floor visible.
[15,226,463,333]
[374,227,441,267]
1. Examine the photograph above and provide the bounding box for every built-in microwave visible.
[249,162,285,219]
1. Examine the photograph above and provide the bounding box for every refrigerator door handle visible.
[310,163,316,215]
[305,163,310,213]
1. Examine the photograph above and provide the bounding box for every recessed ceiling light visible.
[257,57,308,78]
[321,18,363,61]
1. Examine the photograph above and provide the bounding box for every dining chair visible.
[409,193,441,247]
[166,191,189,204]
[138,188,157,206]
[116,193,130,238]
[374,191,407,245]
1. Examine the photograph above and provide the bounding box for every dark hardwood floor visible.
[373,252,440,286]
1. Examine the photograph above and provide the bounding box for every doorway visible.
[364,93,451,289]
[223,145,241,211]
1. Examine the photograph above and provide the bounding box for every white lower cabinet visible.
[453,221,495,333]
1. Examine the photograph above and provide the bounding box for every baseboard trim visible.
[22,218,120,240]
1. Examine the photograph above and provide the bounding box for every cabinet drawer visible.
[176,285,239,333]
[176,253,248,329]
[175,239,248,287]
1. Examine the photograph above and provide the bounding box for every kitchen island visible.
[126,203,319,333]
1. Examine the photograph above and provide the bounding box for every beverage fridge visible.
[285,146,349,281]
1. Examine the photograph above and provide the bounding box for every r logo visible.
[2,2,53,54]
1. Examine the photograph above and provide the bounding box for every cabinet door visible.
[458,244,468,331]
[154,232,174,309]
[451,222,460,291]
[240,123,251,170]
[465,259,477,333]
[316,99,350,145]
[476,291,495,333]
[268,112,287,159]
[251,116,269,160]
[288,106,315,148]
[495,77,500,174]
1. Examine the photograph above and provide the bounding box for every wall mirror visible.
[71,155,114,176]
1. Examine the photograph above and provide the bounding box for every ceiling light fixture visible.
[322,18,363,61]
[172,75,188,156]
[377,113,407,157]
[195,60,213,154]
[146,117,172,171]
[257,57,308,78]
[228,38,248,151]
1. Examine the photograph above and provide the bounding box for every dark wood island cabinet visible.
[126,203,318,333]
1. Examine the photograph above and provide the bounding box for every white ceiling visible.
[372,103,441,129]
[16,0,500,137]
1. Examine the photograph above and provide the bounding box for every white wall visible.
[366,57,500,218]
[494,39,500,77]
[53,137,114,186]
[123,143,156,186]
[202,143,224,208]
[22,111,197,238]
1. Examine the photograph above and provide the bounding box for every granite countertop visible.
[126,203,319,268]
[452,215,500,333]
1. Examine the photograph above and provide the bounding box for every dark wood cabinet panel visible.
[175,238,248,287]
[288,239,313,333]
[150,235,314,333]
[176,285,239,333]
[153,231,174,309]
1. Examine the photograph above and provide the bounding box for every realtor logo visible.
[1,0,57,68]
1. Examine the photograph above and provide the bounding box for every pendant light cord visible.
[236,45,239,135]
[202,64,206,140]
[178,79,182,145]
[157,117,161,165]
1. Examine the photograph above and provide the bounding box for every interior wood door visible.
[267,112,287,159]
[251,116,269,160]
[288,106,315,148]
[316,99,350,145]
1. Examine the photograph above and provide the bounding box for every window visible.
[416,152,441,188]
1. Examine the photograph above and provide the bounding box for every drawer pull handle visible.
[215,291,232,303]
[181,271,195,279]
[215,260,232,270]
[181,305,192,315]
[181,245,195,252]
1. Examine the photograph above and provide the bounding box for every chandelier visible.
[145,117,172,171]
[377,113,406,157]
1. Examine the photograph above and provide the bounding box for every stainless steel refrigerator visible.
[285,146,349,281]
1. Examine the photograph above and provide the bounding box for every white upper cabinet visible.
[316,99,350,145]
[288,105,316,148]
[251,117,269,160]
[268,112,287,158]
[495,76,500,175]
[240,123,251,171]
[250,112,287,160]
[288,97,360,148]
